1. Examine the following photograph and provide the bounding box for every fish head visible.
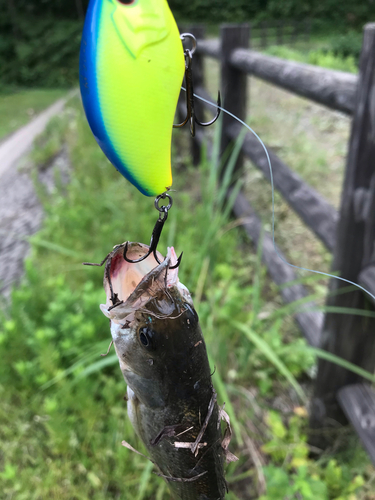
[100,243,206,408]
[107,0,172,58]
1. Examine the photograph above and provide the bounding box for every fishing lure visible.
[79,0,185,196]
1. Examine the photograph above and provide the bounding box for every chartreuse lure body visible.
[80,0,185,196]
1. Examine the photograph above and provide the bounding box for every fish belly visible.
[128,392,226,500]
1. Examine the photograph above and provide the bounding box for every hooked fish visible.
[79,0,185,196]
[100,243,229,499]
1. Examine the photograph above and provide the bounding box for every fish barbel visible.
[100,243,227,499]
[79,0,185,196]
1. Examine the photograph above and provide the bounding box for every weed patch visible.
[0,98,373,498]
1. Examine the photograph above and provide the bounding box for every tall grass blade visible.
[208,353,244,446]
[251,226,265,327]
[75,354,118,379]
[308,347,375,384]
[232,321,307,403]
[222,179,243,222]
[40,340,110,390]
[302,305,375,318]
[280,344,375,383]
[136,461,154,500]
[218,129,246,207]
[30,237,85,259]
[211,112,223,172]
[155,482,167,500]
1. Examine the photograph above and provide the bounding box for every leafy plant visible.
[308,50,357,73]
[260,411,365,500]
[265,45,358,73]
[327,31,363,63]
[0,17,81,88]
[0,95,372,499]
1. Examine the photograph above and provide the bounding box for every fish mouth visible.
[99,242,181,323]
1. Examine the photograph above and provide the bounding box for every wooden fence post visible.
[292,21,299,45]
[220,24,250,181]
[305,19,311,44]
[310,24,375,441]
[277,20,284,46]
[261,21,267,49]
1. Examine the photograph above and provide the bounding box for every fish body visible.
[100,243,226,499]
[79,0,185,196]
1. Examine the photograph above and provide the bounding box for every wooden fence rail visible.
[179,23,375,464]
[182,91,324,347]
[197,39,358,115]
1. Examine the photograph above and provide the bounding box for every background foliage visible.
[169,0,374,25]
[2,0,374,23]
[0,0,373,88]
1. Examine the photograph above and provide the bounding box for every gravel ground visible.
[0,149,70,296]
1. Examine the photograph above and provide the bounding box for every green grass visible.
[263,45,358,73]
[0,98,373,499]
[0,87,66,140]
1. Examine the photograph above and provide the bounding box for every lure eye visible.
[139,327,155,349]
[117,0,137,5]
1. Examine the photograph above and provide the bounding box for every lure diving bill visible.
[79,0,185,196]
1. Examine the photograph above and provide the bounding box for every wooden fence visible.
[249,20,311,49]
[178,23,375,463]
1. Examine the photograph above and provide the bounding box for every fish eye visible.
[184,303,198,324]
[138,327,155,349]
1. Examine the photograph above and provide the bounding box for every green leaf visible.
[208,353,244,446]
[307,347,375,384]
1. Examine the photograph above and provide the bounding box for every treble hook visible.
[174,33,221,138]
[123,193,182,270]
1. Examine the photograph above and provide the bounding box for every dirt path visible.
[0,94,75,296]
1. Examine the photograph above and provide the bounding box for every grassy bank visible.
[0,98,373,499]
[0,88,66,140]
[262,45,358,73]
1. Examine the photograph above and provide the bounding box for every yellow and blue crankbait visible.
[79,0,185,196]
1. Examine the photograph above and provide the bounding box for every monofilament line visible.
[181,87,375,303]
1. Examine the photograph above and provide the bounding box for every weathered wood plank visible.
[193,85,338,251]
[338,384,375,465]
[196,38,358,115]
[230,48,358,115]
[226,122,338,251]
[197,39,220,59]
[359,265,375,306]
[188,101,323,346]
[231,190,323,347]
[219,24,250,181]
[310,24,375,434]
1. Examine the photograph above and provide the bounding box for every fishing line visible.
[181,87,375,303]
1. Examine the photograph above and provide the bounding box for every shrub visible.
[0,17,81,88]
[327,31,363,63]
